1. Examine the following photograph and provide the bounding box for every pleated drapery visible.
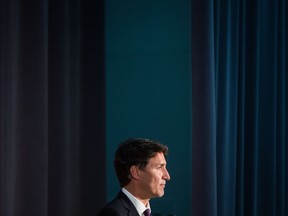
[191,0,287,216]
[0,0,106,216]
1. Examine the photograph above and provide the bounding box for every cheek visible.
[152,173,162,184]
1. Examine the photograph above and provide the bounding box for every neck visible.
[124,184,150,206]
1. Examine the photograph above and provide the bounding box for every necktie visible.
[143,209,151,216]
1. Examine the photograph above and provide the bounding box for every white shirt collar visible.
[121,187,151,216]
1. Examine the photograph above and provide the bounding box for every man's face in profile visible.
[137,152,170,199]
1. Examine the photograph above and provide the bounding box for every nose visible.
[163,168,170,180]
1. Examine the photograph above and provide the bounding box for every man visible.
[97,138,171,216]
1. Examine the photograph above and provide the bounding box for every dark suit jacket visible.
[97,191,140,216]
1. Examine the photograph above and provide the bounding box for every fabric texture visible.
[143,209,151,216]
[97,191,139,216]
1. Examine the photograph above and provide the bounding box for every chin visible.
[157,192,165,197]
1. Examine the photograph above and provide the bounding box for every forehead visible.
[147,152,167,165]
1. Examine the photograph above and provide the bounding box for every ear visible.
[130,165,140,180]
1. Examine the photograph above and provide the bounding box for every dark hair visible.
[114,138,168,187]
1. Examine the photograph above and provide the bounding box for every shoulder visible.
[97,191,139,216]
[97,206,121,216]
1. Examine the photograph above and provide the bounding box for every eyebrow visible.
[156,163,166,167]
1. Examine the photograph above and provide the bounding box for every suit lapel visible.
[117,191,139,216]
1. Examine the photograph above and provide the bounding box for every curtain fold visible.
[0,0,106,215]
[191,0,287,216]
[191,1,217,216]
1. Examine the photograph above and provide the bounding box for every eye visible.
[156,165,164,170]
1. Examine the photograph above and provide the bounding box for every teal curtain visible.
[191,0,287,216]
